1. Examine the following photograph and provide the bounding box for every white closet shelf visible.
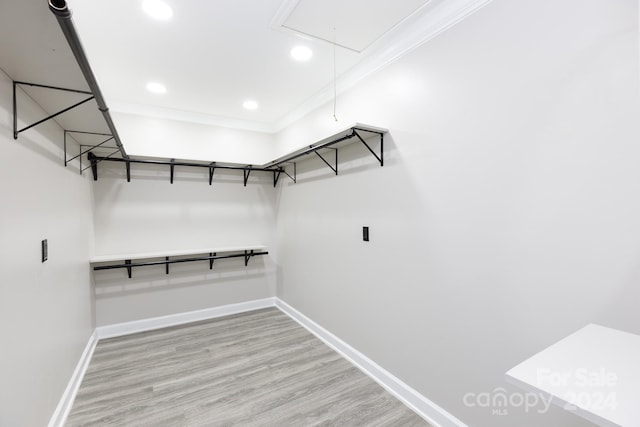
[90,246,268,278]
[266,123,388,166]
[86,124,387,185]
[506,324,640,427]
[90,246,267,263]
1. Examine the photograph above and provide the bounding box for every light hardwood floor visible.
[66,308,430,426]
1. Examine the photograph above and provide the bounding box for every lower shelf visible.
[91,247,268,279]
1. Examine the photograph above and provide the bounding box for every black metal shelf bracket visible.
[12,81,94,140]
[93,250,268,279]
[243,167,252,187]
[281,162,297,184]
[314,147,338,175]
[209,163,216,185]
[353,128,384,167]
[125,259,132,279]
[209,252,216,269]
[64,130,116,172]
[244,250,255,266]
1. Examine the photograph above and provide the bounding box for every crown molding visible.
[273,0,493,132]
[109,101,276,134]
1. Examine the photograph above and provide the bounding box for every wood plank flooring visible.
[66,308,430,426]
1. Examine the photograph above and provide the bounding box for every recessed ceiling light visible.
[290,46,313,61]
[243,100,258,110]
[142,0,173,20]
[146,82,167,94]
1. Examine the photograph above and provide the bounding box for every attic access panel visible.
[276,0,431,52]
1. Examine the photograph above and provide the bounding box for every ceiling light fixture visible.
[290,46,313,61]
[142,0,173,20]
[146,82,167,94]
[243,100,259,110]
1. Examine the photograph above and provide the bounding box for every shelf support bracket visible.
[244,250,255,266]
[87,152,98,181]
[64,131,114,170]
[243,167,251,187]
[314,148,338,175]
[209,252,216,269]
[284,162,297,183]
[125,259,132,279]
[12,81,95,140]
[273,168,282,187]
[126,160,131,182]
[353,129,384,167]
[170,159,175,184]
[165,257,170,274]
[209,162,216,185]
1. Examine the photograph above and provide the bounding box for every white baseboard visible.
[48,331,98,427]
[96,297,277,339]
[275,299,467,427]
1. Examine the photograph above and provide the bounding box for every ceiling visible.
[0,0,490,159]
[65,0,489,133]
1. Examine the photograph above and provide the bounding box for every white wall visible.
[275,1,640,426]
[91,161,277,325]
[0,70,94,426]
[112,112,275,164]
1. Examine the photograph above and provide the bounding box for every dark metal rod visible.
[13,80,93,95]
[268,132,355,167]
[80,144,118,150]
[64,130,68,167]
[65,130,112,136]
[12,81,17,139]
[93,251,268,271]
[353,127,385,136]
[16,95,94,135]
[126,161,131,182]
[170,159,175,184]
[49,0,128,159]
[165,257,169,274]
[89,155,278,172]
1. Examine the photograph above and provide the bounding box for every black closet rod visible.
[90,156,281,172]
[48,0,128,159]
[93,251,269,271]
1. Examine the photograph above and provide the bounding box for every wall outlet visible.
[42,239,48,262]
